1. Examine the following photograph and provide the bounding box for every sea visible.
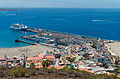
[0,8,120,48]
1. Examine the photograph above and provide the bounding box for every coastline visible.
[0,44,56,57]
[1,25,120,57]
[1,26,120,57]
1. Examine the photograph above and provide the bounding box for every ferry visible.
[10,23,28,30]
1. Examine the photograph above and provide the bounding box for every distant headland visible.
[0,9,21,11]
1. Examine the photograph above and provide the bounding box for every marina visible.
[13,25,117,66]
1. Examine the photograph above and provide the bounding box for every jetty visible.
[15,39,37,45]
[21,35,42,42]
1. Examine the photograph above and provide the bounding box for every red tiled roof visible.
[45,55,55,60]
[74,45,81,48]
[0,57,5,60]
[53,52,61,55]
[57,66,64,69]
[27,57,43,61]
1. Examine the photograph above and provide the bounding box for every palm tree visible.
[42,59,51,68]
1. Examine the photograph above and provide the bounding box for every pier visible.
[15,39,37,45]
[21,35,42,42]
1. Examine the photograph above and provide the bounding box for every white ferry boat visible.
[10,23,28,30]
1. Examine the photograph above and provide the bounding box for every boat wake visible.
[53,18,66,22]
[91,20,105,22]
[91,19,117,24]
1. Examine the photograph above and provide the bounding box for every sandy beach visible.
[0,45,56,57]
[106,41,120,56]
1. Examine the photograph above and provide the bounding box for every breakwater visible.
[15,39,37,45]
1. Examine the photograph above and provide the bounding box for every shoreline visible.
[1,26,120,57]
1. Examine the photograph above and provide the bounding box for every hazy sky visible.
[0,0,119,8]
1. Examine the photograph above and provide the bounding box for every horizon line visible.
[0,7,120,9]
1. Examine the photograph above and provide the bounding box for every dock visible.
[15,39,37,45]
[21,36,42,42]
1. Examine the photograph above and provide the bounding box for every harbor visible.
[19,27,96,46]
[0,23,119,77]
[10,23,119,66]
[12,27,93,49]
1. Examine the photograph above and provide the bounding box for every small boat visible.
[10,23,28,30]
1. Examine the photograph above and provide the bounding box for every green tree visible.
[103,63,109,68]
[29,62,35,69]
[92,44,97,49]
[69,66,76,70]
[118,68,120,73]
[49,51,53,54]
[62,66,68,70]
[42,59,51,68]
[115,60,118,66]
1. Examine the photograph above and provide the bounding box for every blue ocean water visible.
[0,8,120,48]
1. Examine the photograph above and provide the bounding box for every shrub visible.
[62,66,68,70]
[8,67,37,77]
[8,67,28,77]
[50,67,57,70]
[0,66,7,70]
[28,69,36,76]
[47,68,57,74]
[66,69,74,74]
[38,68,49,75]
[69,67,76,70]
[0,70,7,77]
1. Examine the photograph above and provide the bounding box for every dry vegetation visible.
[0,66,119,79]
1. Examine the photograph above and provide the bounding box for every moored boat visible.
[10,23,28,30]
